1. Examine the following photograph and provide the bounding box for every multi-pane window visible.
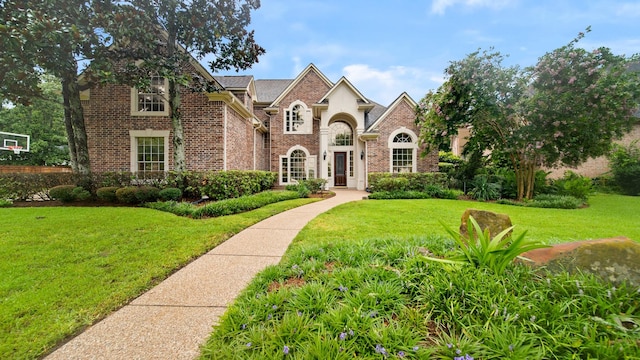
[133,75,167,114]
[392,148,413,173]
[285,105,304,132]
[329,121,353,146]
[137,137,165,172]
[391,132,415,173]
[289,150,306,181]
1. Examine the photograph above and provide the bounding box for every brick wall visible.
[546,124,640,178]
[0,165,72,174]
[367,100,438,173]
[269,70,330,172]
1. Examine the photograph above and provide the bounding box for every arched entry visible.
[328,120,354,187]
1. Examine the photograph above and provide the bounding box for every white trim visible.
[283,100,312,134]
[279,145,317,185]
[129,129,170,172]
[388,127,418,173]
[130,77,169,117]
[223,106,228,170]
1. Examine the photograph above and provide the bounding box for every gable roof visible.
[254,79,294,103]
[214,75,253,89]
[365,92,417,132]
[269,63,333,106]
[318,76,370,105]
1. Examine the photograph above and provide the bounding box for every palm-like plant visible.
[424,216,550,274]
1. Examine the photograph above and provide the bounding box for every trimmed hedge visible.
[368,172,449,193]
[49,185,91,203]
[159,187,182,201]
[199,170,277,200]
[0,170,278,202]
[96,187,119,202]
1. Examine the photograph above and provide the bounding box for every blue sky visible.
[216,0,640,105]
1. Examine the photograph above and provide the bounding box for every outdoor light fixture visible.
[323,150,327,160]
[360,150,364,160]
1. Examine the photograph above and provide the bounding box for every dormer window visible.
[284,101,311,133]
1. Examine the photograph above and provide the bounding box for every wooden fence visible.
[0,165,72,174]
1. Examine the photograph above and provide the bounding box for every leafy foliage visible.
[158,187,182,201]
[368,172,449,192]
[468,174,501,201]
[551,171,592,200]
[199,171,277,200]
[416,28,640,200]
[49,184,91,202]
[609,141,640,196]
[423,216,549,274]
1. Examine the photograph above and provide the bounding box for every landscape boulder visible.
[460,209,513,239]
[521,237,640,287]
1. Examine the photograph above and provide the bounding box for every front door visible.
[334,152,347,186]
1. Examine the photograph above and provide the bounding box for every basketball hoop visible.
[8,145,22,154]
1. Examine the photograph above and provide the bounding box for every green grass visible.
[202,193,640,359]
[296,193,640,245]
[0,197,317,359]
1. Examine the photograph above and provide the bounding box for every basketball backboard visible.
[0,131,30,153]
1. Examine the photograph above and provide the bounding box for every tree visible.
[0,0,151,174]
[0,74,69,165]
[416,29,640,200]
[115,0,265,171]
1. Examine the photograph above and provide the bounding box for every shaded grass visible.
[0,197,317,359]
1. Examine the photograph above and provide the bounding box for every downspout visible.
[364,141,368,190]
[223,106,228,170]
[253,126,257,170]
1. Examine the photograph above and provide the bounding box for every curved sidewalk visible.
[46,189,367,360]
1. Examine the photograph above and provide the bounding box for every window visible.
[131,75,168,116]
[284,101,310,133]
[389,129,417,173]
[329,121,353,146]
[349,150,354,177]
[392,148,413,173]
[279,147,316,184]
[137,137,165,172]
[263,132,270,149]
[129,130,169,173]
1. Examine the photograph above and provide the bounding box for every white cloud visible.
[431,0,514,15]
[342,64,444,105]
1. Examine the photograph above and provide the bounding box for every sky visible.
[212,0,640,105]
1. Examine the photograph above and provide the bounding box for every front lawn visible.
[202,194,640,359]
[0,197,317,359]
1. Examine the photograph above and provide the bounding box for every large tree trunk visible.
[61,88,78,173]
[61,63,91,175]
[166,18,186,172]
[513,155,536,201]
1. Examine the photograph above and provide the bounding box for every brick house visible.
[82,63,438,190]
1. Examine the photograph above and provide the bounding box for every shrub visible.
[115,186,139,204]
[0,199,12,207]
[159,187,182,201]
[368,190,432,199]
[368,172,449,193]
[468,174,501,201]
[423,216,550,274]
[135,186,160,203]
[374,177,409,192]
[285,183,310,198]
[96,187,119,202]
[48,185,91,203]
[553,171,592,200]
[300,178,327,194]
[609,142,640,196]
[528,194,584,209]
[199,171,278,200]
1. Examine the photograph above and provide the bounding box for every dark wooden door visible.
[334,152,347,186]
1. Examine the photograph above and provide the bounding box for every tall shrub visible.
[609,142,640,196]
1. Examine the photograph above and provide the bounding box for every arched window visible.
[284,101,310,133]
[280,147,316,184]
[329,121,353,146]
[389,130,417,173]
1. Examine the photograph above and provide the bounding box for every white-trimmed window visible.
[279,146,316,184]
[130,130,169,173]
[329,121,353,146]
[388,128,418,173]
[131,75,169,116]
[284,101,311,133]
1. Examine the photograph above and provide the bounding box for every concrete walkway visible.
[46,189,367,360]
